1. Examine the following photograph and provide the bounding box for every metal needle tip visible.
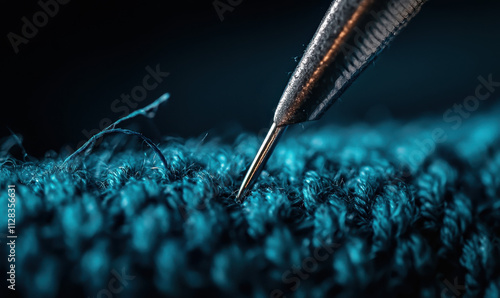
[236,122,287,202]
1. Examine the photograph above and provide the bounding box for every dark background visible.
[1,0,500,157]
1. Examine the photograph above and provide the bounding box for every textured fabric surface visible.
[1,102,500,298]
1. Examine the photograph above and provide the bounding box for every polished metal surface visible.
[236,123,286,202]
[275,0,427,126]
[237,0,428,201]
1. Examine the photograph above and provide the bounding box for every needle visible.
[236,123,286,201]
[236,0,428,201]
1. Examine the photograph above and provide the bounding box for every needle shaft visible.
[236,123,287,201]
[236,0,427,202]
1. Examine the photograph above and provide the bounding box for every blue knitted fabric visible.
[1,101,500,298]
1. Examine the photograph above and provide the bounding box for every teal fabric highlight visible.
[1,103,500,298]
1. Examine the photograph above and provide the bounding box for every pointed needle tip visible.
[235,123,287,203]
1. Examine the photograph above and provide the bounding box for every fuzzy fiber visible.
[1,103,500,298]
